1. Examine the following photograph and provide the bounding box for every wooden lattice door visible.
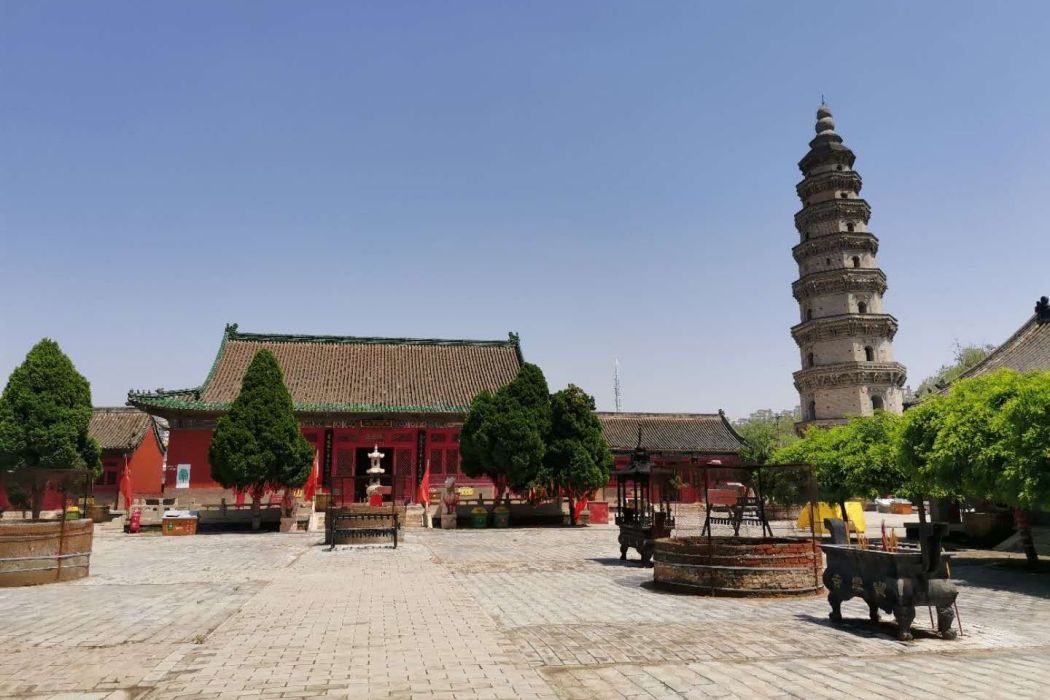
[395,448,414,503]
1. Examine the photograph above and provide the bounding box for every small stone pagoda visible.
[791,103,907,433]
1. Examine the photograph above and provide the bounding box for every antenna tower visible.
[613,359,622,413]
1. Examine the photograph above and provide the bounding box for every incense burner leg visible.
[937,605,957,640]
[893,605,916,641]
[618,532,628,560]
[868,600,881,623]
[827,593,843,623]
[640,540,654,567]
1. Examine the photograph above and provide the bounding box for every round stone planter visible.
[653,536,822,597]
[0,519,93,587]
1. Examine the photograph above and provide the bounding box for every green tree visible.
[774,412,905,520]
[460,363,551,505]
[915,342,995,398]
[208,350,313,529]
[738,415,801,508]
[899,369,1050,564]
[544,385,612,525]
[0,339,101,519]
[459,389,499,488]
[897,394,950,499]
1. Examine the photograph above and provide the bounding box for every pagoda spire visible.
[790,104,907,433]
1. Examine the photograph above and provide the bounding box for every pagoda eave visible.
[792,362,908,393]
[792,232,880,262]
[790,313,899,347]
[791,269,888,302]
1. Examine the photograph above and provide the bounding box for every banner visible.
[175,464,191,489]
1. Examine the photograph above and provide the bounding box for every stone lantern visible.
[365,445,385,507]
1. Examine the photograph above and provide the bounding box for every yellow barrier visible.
[796,501,867,535]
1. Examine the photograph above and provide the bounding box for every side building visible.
[596,412,745,502]
[943,295,1050,388]
[791,103,907,433]
[0,407,165,512]
[128,324,523,504]
[90,407,167,507]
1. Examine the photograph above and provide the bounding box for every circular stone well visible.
[0,519,94,587]
[653,536,822,597]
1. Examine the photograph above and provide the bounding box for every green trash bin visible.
[471,506,488,528]
[492,505,510,528]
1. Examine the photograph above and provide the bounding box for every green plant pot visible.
[492,506,510,528]
[471,506,488,528]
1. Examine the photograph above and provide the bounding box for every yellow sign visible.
[456,487,475,497]
[796,501,867,535]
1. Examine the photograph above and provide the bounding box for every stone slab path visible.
[1,525,1048,698]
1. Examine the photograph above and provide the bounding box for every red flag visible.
[234,489,245,507]
[119,458,134,511]
[303,451,319,502]
[417,459,431,505]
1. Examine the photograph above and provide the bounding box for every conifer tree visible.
[460,363,550,505]
[0,339,101,519]
[544,385,611,524]
[209,350,313,529]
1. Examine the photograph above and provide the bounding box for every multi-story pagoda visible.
[791,104,906,433]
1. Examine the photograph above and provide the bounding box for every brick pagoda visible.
[791,103,907,432]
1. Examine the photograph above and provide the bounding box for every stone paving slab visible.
[423,527,1050,697]
[1,524,1049,698]
[541,649,1050,699]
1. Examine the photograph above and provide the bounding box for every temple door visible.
[335,449,354,505]
[395,448,414,503]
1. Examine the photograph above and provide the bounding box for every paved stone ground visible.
[1,524,1048,699]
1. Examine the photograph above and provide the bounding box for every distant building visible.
[128,325,745,507]
[596,412,745,502]
[90,407,167,507]
[0,407,165,512]
[129,324,523,503]
[790,103,907,433]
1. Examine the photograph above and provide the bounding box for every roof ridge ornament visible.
[1036,296,1050,324]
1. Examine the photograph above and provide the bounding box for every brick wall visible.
[653,537,822,597]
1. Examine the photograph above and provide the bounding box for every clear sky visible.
[2,2,1049,419]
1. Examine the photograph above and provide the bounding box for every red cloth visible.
[572,492,592,523]
[234,489,245,507]
[119,459,133,510]
[303,452,319,502]
[417,459,431,505]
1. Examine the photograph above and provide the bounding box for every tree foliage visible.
[896,394,950,498]
[898,368,1050,564]
[459,363,551,500]
[208,350,313,524]
[915,342,995,398]
[900,369,1050,510]
[459,390,499,482]
[0,339,101,518]
[544,385,612,524]
[738,415,802,507]
[774,411,905,512]
[737,415,798,466]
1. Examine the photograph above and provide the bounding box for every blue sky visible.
[2,2,1049,418]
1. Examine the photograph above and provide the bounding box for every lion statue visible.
[441,476,460,516]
